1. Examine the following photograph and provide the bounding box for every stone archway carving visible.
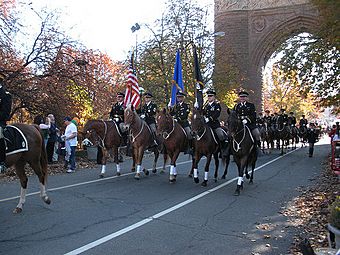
[214,1,319,109]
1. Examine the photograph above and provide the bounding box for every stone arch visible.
[214,1,320,109]
[251,15,319,69]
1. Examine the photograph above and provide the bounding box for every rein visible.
[162,119,176,140]
[232,124,254,153]
[130,120,145,143]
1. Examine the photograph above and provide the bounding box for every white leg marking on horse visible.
[136,165,141,174]
[237,177,243,186]
[39,183,47,198]
[16,188,27,209]
[169,165,174,175]
[173,166,177,175]
[194,168,198,178]
[101,165,106,174]
[116,164,120,173]
[204,172,208,181]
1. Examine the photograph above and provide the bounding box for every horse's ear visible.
[227,107,231,115]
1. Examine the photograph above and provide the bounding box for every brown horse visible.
[124,105,161,180]
[5,124,51,213]
[82,120,123,178]
[189,109,229,187]
[156,108,188,183]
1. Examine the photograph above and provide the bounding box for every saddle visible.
[4,125,29,155]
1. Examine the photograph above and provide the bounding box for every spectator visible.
[46,114,58,164]
[39,116,51,147]
[62,116,78,173]
[306,123,318,157]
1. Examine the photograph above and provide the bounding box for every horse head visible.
[191,108,205,136]
[124,104,138,129]
[81,120,102,147]
[227,109,243,137]
[156,108,173,136]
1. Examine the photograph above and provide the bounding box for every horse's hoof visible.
[240,183,244,190]
[152,169,157,174]
[245,174,250,179]
[194,177,199,184]
[169,178,175,184]
[13,207,22,214]
[188,174,193,178]
[221,175,226,179]
[43,196,51,205]
[134,173,140,180]
[143,169,149,176]
[201,181,207,187]
[131,168,136,172]
[116,172,121,176]
[99,174,104,178]
[249,180,253,184]
[214,178,218,183]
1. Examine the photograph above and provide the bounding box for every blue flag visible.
[170,49,184,107]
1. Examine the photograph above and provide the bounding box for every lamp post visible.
[131,23,141,65]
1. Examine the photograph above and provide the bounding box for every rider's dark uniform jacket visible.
[170,101,190,128]
[256,116,265,126]
[140,101,157,125]
[277,113,288,126]
[287,116,297,126]
[110,102,125,123]
[233,101,257,129]
[203,101,221,129]
[299,118,308,127]
[306,128,318,143]
[0,86,12,127]
[264,115,272,126]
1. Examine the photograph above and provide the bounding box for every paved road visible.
[0,139,330,255]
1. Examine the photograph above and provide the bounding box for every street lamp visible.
[131,23,141,65]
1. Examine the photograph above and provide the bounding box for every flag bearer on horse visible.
[202,90,229,156]
[139,92,158,146]
[233,91,261,151]
[169,91,192,154]
[0,73,12,173]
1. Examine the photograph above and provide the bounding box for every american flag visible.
[124,55,140,108]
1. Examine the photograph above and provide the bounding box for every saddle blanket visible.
[4,125,28,155]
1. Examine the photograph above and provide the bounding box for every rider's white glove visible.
[168,102,172,108]
[204,117,209,123]
[61,135,66,140]
[194,101,199,109]
[242,119,247,125]
[140,114,145,119]
[114,117,119,122]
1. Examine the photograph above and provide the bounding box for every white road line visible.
[0,160,193,203]
[64,149,299,255]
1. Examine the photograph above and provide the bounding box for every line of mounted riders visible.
[80,89,317,197]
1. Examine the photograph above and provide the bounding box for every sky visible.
[18,0,213,61]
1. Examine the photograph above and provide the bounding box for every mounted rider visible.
[169,91,192,153]
[277,108,288,127]
[263,110,273,127]
[110,92,126,132]
[233,91,261,150]
[139,92,158,146]
[256,112,265,127]
[287,111,297,126]
[299,115,308,128]
[202,90,228,156]
[0,72,12,173]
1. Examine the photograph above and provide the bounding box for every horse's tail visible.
[33,125,48,181]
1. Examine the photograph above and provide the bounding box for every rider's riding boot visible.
[185,139,193,155]
[220,140,229,158]
[151,132,158,148]
[256,140,262,156]
[0,162,6,174]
